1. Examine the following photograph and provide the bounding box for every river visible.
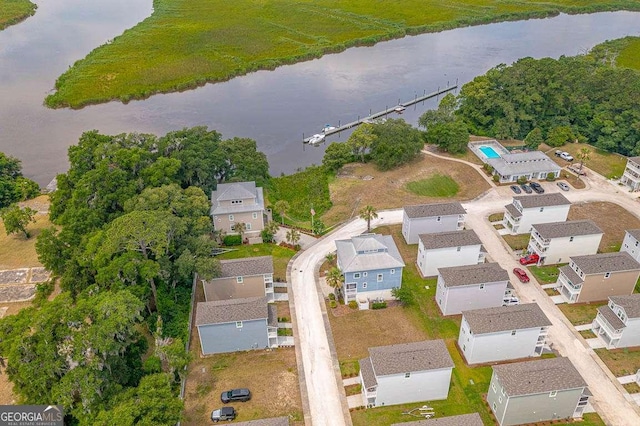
[0,1,639,186]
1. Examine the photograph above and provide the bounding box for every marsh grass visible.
[0,0,36,30]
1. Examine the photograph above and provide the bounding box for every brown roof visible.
[505,203,522,218]
[532,220,603,239]
[610,294,640,318]
[463,303,551,334]
[515,193,571,209]
[438,263,509,287]
[626,229,640,241]
[359,357,378,389]
[219,256,273,278]
[419,230,482,250]
[391,413,483,426]
[234,417,290,426]
[571,252,640,275]
[628,156,640,165]
[404,202,466,219]
[369,340,453,376]
[597,305,625,330]
[195,296,268,326]
[493,357,586,396]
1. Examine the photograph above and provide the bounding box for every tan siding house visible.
[203,256,274,302]
[211,181,270,243]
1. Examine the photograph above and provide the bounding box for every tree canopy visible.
[0,152,40,208]
[419,94,469,154]
[369,119,424,170]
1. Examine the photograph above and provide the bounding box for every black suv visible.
[221,388,251,403]
[529,182,544,194]
[211,407,236,422]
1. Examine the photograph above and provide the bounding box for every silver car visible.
[557,182,570,191]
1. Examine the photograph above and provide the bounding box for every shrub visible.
[517,176,527,185]
[330,300,337,309]
[492,174,499,183]
[372,301,387,309]
[143,355,162,374]
[546,172,556,181]
[328,293,336,301]
[348,301,358,309]
[223,235,242,246]
[33,280,55,306]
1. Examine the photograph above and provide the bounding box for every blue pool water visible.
[479,146,501,159]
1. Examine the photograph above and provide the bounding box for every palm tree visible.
[274,200,290,225]
[325,252,336,266]
[233,222,247,243]
[577,147,591,174]
[286,228,301,246]
[326,267,344,295]
[359,205,378,232]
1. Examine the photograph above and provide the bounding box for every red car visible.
[513,268,530,283]
[519,253,540,265]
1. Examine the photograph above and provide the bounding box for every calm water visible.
[1,2,639,185]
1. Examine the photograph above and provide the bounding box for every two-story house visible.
[359,340,454,408]
[391,413,483,426]
[401,202,466,244]
[458,304,552,364]
[592,294,640,349]
[196,296,277,355]
[417,230,485,277]
[211,181,270,243]
[202,256,274,302]
[335,234,405,304]
[621,156,640,192]
[435,263,510,316]
[527,220,603,265]
[503,193,571,235]
[558,252,640,304]
[488,357,590,426]
[621,229,640,263]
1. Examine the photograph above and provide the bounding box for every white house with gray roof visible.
[621,229,640,263]
[558,252,640,304]
[503,193,571,235]
[359,340,453,407]
[211,181,270,243]
[621,156,640,192]
[459,304,551,364]
[196,296,277,355]
[401,202,466,244]
[391,413,483,426]
[417,230,486,277]
[336,234,405,305]
[203,256,275,302]
[592,294,640,349]
[435,263,510,315]
[527,220,603,265]
[488,357,590,425]
[486,151,561,184]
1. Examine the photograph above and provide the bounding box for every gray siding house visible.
[435,263,509,316]
[417,230,486,277]
[401,202,466,244]
[621,229,640,263]
[196,297,277,355]
[359,340,454,407]
[488,357,590,426]
[592,294,640,349]
[391,413,483,426]
[336,234,405,305]
[459,304,551,364]
[203,256,274,302]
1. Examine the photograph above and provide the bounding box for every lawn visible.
[502,234,530,252]
[528,264,565,285]
[405,174,459,198]
[42,0,640,108]
[595,347,640,377]
[488,213,503,222]
[616,36,640,70]
[543,142,627,179]
[557,303,604,326]
[0,0,36,30]
[215,242,296,282]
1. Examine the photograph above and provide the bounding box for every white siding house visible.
[417,230,485,277]
[527,220,603,265]
[401,202,466,244]
[459,304,552,364]
[359,340,453,407]
[486,151,562,184]
[621,229,640,263]
[503,193,571,235]
[621,156,640,192]
[435,263,510,316]
[592,294,640,349]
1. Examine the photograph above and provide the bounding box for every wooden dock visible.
[303,85,458,144]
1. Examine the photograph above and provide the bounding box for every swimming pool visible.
[479,145,501,159]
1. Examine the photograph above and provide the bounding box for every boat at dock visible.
[394,105,406,113]
[307,133,325,145]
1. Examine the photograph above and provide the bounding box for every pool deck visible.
[468,140,509,163]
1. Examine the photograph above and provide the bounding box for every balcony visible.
[531,232,550,247]
[592,312,623,340]
[623,169,640,181]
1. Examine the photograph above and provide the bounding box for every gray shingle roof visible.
[359,357,378,389]
[487,151,561,176]
[419,230,482,250]
[505,203,522,218]
[234,417,290,426]
[514,193,571,209]
[369,340,453,376]
[626,229,640,241]
[391,413,483,426]
[336,234,405,273]
[211,181,265,215]
[493,357,586,396]
[571,252,640,275]
[463,303,551,334]
[195,296,268,326]
[267,304,278,328]
[610,294,640,318]
[597,305,625,330]
[438,263,509,287]
[628,156,640,165]
[532,220,603,239]
[404,202,466,219]
[219,256,273,278]
[559,265,584,285]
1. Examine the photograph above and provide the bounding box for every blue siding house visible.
[335,234,405,306]
[196,296,278,355]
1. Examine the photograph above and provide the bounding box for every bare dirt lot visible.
[568,201,640,253]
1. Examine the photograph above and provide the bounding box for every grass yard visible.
[215,243,296,282]
[323,154,490,225]
[579,329,596,339]
[624,382,640,394]
[595,347,640,377]
[543,142,627,179]
[557,303,604,326]
[42,0,640,108]
[529,264,565,285]
[0,0,36,30]
[488,213,503,222]
[616,37,640,70]
[568,201,640,253]
[502,234,530,252]
[405,174,460,198]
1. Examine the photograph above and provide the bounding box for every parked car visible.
[503,296,520,306]
[520,184,532,194]
[510,185,521,194]
[567,165,586,176]
[211,407,236,422]
[221,388,251,403]
[529,182,544,194]
[557,182,570,191]
[555,150,573,161]
[513,268,530,283]
[519,253,540,265]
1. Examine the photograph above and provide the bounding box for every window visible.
[492,402,497,411]
[354,273,361,279]
[436,216,441,222]
[539,207,544,212]
[236,276,243,284]
[511,330,516,336]
[492,383,497,392]
[498,396,502,403]
[246,223,252,230]
[231,200,243,205]
[456,246,461,252]
[362,282,368,289]
[390,269,395,274]
[363,272,368,277]
[604,272,611,279]
[479,283,485,290]
[549,391,557,398]
[636,241,639,247]
[569,236,574,242]
[377,274,383,282]
[252,212,258,219]
[236,321,243,328]
[229,214,235,222]
[405,372,411,378]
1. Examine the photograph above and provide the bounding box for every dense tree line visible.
[0,151,39,208]
[0,127,269,424]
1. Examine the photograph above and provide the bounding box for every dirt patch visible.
[568,202,640,252]
[595,346,640,377]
